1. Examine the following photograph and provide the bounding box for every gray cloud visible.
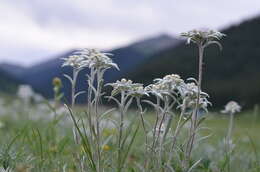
[1,0,260,66]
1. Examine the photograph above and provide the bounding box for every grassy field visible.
[0,97,259,171]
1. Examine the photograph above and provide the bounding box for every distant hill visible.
[128,34,180,56]
[0,67,23,94]
[127,16,260,108]
[15,34,181,102]
[2,15,260,108]
[0,63,27,79]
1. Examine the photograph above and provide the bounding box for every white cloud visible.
[0,0,260,66]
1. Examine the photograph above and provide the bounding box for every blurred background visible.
[0,0,260,108]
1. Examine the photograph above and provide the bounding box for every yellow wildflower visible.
[103,145,110,151]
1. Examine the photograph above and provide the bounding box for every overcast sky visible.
[1,0,260,66]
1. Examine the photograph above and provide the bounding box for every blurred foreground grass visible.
[0,103,259,171]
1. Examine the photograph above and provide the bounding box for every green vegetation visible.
[0,103,259,171]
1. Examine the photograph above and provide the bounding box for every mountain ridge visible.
[126,16,260,108]
[1,34,181,102]
[1,15,260,108]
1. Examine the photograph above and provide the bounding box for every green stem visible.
[136,97,149,171]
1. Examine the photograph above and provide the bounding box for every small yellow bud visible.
[103,145,110,151]
[52,77,62,87]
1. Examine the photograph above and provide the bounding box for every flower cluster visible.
[62,48,119,71]
[147,74,185,99]
[154,74,184,90]
[17,85,43,103]
[221,101,241,114]
[17,85,34,100]
[107,78,147,98]
[128,85,149,98]
[61,55,85,69]
[180,82,211,113]
[146,83,170,99]
[77,49,119,70]
[181,29,226,45]
[145,74,211,112]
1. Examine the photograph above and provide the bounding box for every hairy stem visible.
[117,91,125,172]
[227,113,234,142]
[155,96,170,169]
[168,100,187,164]
[137,98,148,150]
[71,69,79,107]
[94,69,104,172]
[186,42,204,167]
[71,69,80,145]
[87,68,95,141]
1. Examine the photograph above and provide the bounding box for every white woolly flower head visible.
[83,48,119,70]
[179,81,211,114]
[128,85,149,98]
[61,55,85,69]
[181,82,198,99]
[221,101,241,114]
[107,78,148,98]
[62,48,119,71]
[155,74,184,90]
[147,74,185,99]
[17,85,34,100]
[181,29,225,45]
[146,83,170,99]
[180,81,209,100]
[184,96,211,113]
[181,29,225,52]
[107,78,135,96]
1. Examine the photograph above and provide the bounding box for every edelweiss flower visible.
[147,74,185,99]
[179,82,211,113]
[107,78,134,96]
[62,48,119,71]
[221,101,241,114]
[17,85,34,100]
[107,78,146,97]
[180,82,208,99]
[146,83,171,99]
[181,29,225,45]
[184,96,211,112]
[128,85,149,98]
[61,55,85,69]
[88,49,119,70]
[155,74,184,90]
